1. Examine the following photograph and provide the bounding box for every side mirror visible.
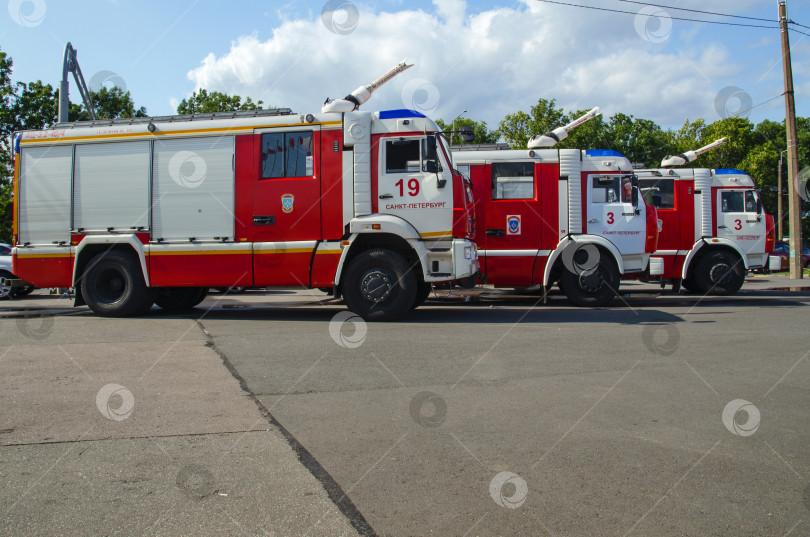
[632,186,639,207]
[756,197,762,215]
[424,135,438,161]
[459,125,475,143]
[652,194,662,208]
[425,160,439,173]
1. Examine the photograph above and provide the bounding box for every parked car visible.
[769,241,810,271]
[0,243,36,299]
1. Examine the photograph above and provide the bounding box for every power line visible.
[787,27,810,38]
[733,93,787,119]
[614,0,774,23]
[535,0,780,30]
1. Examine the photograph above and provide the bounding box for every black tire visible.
[342,249,417,321]
[82,251,152,317]
[680,277,698,293]
[0,270,14,300]
[412,281,432,310]
[694,250,745,295]
[155,287,209,312]
[559,255,619,307]
[10,285,36,297]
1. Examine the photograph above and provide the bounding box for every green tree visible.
[177,89,264,114]
[435,117,498,145]
[498,98,568,149]
[0,47,148,242]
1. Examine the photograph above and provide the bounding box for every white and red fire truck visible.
[637,141,775,294]
[11,64,478,321]
[452,143,659,306]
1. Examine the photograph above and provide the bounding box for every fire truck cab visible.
[453,147,658,306]
[11,107,478,321]
[638,167,774,294]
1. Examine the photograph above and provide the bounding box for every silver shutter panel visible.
[73,141,150,232]
[152,136,235,242]
[19,145,73,245]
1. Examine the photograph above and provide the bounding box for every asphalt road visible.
[2,279,809,536]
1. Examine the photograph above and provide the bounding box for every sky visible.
[2,0,809,134]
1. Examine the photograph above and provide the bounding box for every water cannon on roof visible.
[322,59,414,113]
[527,107,601,149]
[660,137,727,168]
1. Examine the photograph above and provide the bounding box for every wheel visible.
[0,271,14,299]
[412,281,432,310]
[559,255,619,307]
[10,285,36,297]
[155,287,209,312]
[694,250,745,295]
[342,249,417,321]
[680,277,698,293]
[81,251,153,317]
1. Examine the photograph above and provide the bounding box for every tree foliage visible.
[177,89,264,114]
[435,117,499,145]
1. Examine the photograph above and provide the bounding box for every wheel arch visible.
[543,235,624,286]
[681,239,748,280]
[73,235,150,288]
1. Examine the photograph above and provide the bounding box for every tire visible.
[694,250,745,295]
[412,281,432,310]
[559,255,619,307]
[342,249,417,322]
[155,287,209,312]
[0,271,14,300]
[681,277,698,293]
[82,251,152,317]
[10,285,36,297]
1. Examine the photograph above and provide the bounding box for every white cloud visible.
[185,0,785,132]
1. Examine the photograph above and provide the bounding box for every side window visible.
[721,191,744,212]
[592,176,620,203]
[385,139,421,173]
[492,162,534,200]
[639,178,675,209]
[744,190,757,213]
[621,176,633,203]
[260,131,314,179]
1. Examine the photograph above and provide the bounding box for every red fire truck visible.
[452,146,658,306]
[638,165,774,294]
[11,65,478,321]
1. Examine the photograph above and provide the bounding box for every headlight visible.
[464,246,472,260]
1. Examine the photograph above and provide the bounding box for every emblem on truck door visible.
[281,193,295,213]
[506,215,521,235]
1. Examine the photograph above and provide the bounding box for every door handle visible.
[486,229,505,237]
[379,194,393,199]
[253,215,275,226]
[588,218,599,223]
[718,225,727,229]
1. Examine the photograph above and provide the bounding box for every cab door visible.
[716,189,764,256]
[252,128,322,285]
[481,161,544,286]
[587,174,646,255]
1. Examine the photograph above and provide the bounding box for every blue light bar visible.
[379,109,426,119]
[585,149,625,158]
[715,168,747,175]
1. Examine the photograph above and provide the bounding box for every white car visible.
[0,243,35,299]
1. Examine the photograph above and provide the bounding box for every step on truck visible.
[637,139,774,295]
[452,132,658,306]
[11,62,478,321]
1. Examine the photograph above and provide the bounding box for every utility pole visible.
[778,1,803,279]
[778,149,786,241]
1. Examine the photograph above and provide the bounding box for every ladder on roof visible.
[53,107,295,129]
[450,143,512,151]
